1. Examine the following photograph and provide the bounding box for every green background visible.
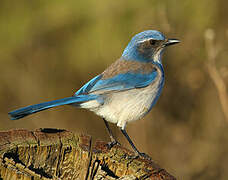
[0,0,228,179]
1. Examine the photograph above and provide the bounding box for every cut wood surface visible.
[0,128,176,180]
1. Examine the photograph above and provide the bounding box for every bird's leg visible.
[121,129,151,160]
[103,118,120,148]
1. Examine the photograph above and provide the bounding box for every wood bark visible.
[0,128,176,180]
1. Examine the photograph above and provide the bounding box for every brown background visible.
[0,0,228,179]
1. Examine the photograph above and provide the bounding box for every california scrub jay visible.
[9,30,179,159]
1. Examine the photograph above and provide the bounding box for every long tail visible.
[8,95,97,120]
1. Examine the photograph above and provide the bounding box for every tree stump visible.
[0,128,176,180]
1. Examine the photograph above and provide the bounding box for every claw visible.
[106,140,121,149]
[126,152,152,160]
[137,152,152,160]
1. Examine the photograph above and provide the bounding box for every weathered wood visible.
[0,128,176,180]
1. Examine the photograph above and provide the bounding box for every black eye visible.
[149,39,156,45]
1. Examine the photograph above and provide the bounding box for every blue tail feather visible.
[8,95,97,120]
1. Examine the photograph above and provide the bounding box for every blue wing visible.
[75,75,103,95]
[75,70,158,95]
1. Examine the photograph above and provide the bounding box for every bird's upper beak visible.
[165,39,180,46]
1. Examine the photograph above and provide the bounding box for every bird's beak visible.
[165,39,180,46]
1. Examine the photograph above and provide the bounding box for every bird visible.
[8,30,180,159]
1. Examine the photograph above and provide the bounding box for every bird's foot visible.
[126,152,152,160]
[137,152,152,160]
[106,140,121,149]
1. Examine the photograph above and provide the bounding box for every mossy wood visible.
[0,128,176,180]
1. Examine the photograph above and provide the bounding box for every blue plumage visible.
[75,75,102,95]
[88,71,157,93]
[122,30,166,62]
[8,30,179,159]
[9,95,98,120]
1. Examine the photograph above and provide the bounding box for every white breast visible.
[80,68,163,129]
[98,77,162,129]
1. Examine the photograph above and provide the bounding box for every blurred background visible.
[0,0,228,179]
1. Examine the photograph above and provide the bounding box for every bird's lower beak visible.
[165,39,180,46]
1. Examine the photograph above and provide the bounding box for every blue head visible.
[122,30,180,63]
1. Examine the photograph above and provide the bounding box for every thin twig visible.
[205,29,228,122]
